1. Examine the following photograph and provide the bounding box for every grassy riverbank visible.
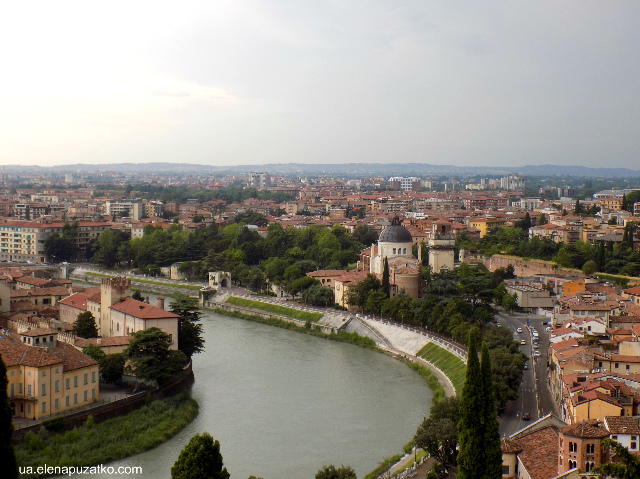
[400,358,445,405]
[212,307,379,351]
[85,271,202,290]
[416,342,466,395]
[225,296,323,322]
[15,393,198,477]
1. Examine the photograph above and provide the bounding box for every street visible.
[494,310,559,438]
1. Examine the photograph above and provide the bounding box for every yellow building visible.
[0,328,99,420]
[467,218,506,238]
[563,280,586,297]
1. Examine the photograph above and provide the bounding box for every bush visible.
[582,260,598,276]
[43,417,65,433]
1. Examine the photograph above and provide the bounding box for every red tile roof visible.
[512,426,560,479]
[109,298,180,319]
[59,293,90,310]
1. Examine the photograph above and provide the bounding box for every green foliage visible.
[596,439,640,478]
[416,343,466,395]
[92,229,130,267]
[363,454,402,479]
[301,284,334,306]
[73,311,98,339]
[225,296,323,322]
[82,343,106,362]
[457,337,485,479]
[125,328,187,385]
[582,260,598,276]
[315,465,357,479]
[15,393,198,477]
[0,354,19,479]
[481,342,502,479]
[414,397,460,476]
[100,354,125,384]
[44,222,79,262]
[42,417,65,433]
[170,294,205,358]
[382,258,390,298]
[171,432,230,479]
[131,290,145,301]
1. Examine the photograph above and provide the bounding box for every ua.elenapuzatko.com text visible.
[19,465,142,476]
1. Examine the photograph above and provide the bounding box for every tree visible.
[0,354,19,479]
[170,295,205,358]
[315,465,357,479]
[574,199,583,215]
[125,328,187,385]
[171,432,230,479]
[73,311,98,339]
[596,438,640,478]
[100,354,125,384]
[481,342,502,479]
[582,260,598,276]
[415,417,457,478]
[82,343,106,362]
[382,257,390,298]
[457,335,484,479]
[537,213,548,226]
[44,232,78,263]
[132,290,145,301]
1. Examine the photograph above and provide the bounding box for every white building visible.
[249,172,271,189]
[105,199,144,220]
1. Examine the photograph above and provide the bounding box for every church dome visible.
[378,217,413,243]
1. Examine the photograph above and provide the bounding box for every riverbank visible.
[211,307,380,351]
[15,393,198,478]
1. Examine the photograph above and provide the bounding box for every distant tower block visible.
[428,222,456,273]
[100,276,131,337]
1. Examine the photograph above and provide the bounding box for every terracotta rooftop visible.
[20,328,58,337]
[109,298,180,320]
[512,426,560,479]
[501,437,523,454]
[605,416,640,435]
[59,293,90,310]
[560,421,610,439]
[10,286,70,298]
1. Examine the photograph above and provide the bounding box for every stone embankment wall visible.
[465,253,584,278]
[12,362,194,442]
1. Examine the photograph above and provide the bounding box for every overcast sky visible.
[2,1,640,169]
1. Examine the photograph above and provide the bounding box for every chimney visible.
[157,297,165,310]
[145,296,150,304]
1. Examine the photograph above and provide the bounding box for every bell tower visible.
[428,222,456,273]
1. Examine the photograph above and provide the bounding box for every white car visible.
[533,350,541,357]
[516,327,523,333]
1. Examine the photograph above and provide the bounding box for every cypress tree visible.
[382,257,390,298]
[0,354,19,479]
[481,342,502,479]
[622,193,628,212]
[457,335,484,479]
[596,242,605,271]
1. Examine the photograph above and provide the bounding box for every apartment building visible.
[388,177,420,191]
[105,199,143,221]
[249,172,271,189]
[0,328,99,420]
[0,220,111,263]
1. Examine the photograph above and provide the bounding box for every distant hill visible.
[2,162,640,178]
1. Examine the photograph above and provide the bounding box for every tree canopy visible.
[171,432,230,479]
[125,328,186,385]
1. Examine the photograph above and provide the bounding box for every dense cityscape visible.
[0,165,639,478]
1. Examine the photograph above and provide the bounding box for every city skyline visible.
[2,1,640,169]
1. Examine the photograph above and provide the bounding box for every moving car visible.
[521,340,526,345]
[522,413,531,420]
[524,363,528,370]
[516,327,523,333]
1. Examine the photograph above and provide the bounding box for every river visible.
[67,287,433,478]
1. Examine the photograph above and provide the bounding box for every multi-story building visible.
[388,177,420,191]
[0,328,99,420]
[249,172,271,189]
[105,199,143,221]
[463,196,508,211]
[0,220,111,263]
[500,174,526,191]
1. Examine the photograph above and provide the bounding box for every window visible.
[55,368,59,374]
[74,376,78,388]
[66,378,70,390]
[502,465,509,475]
[632,442,637,450]
[10,384,14,396]
[612,435,618,440]
[55,380,59,393]
[73,393,77,404]
[27,370,31,376]
[403,248,407,254]
[66,396,69,407]
[41,384,46,396]
[586,443,594,454]
[18,384,22,394]
[42,371,46,377]
[91,372,95,383]
[569,442,574,452]
[92,389,95,399]
[42,402,46,414]
[616,362,620,368]
[599,362,603,368]
[392,248,396,254]
[27,404,31,415]
[627,365,631,370]
[84,391,87,402]
[83,373,87,385]
[27,384,31,396]
[54,399,58,410]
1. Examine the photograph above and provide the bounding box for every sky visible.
[2,1,640,169]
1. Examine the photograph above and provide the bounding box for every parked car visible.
[522,413,531,420]
[533,350,541,357]
[524,363,528,370]
[545,327,552,332]
[533,343,539,349]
